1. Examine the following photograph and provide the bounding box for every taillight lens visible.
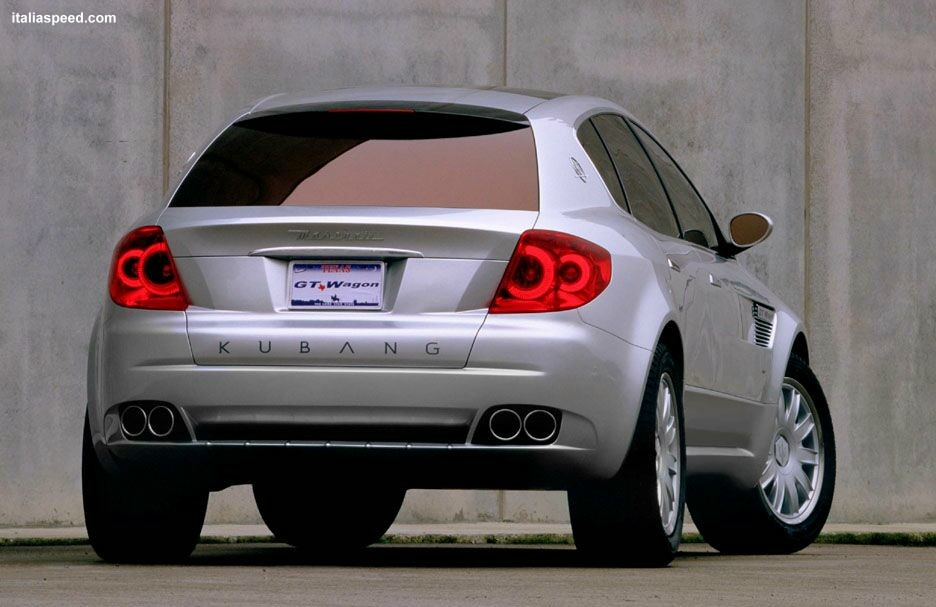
[490,230,612,313]
[108,226,188,310]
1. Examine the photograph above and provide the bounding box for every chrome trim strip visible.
[249,246,425,259]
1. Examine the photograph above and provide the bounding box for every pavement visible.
[2,521,936,544]
[0,542,934,606]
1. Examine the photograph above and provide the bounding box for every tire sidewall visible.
[568,342,686,566]
[82,413,207,562]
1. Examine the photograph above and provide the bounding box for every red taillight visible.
[326,108,415,113]
[489,230,612,313]
[108,226,188,311]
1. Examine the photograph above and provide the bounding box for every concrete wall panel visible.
[0,1,165,525]
[167,0,506,178]
[806,0,936,521]
[507,0,806,311]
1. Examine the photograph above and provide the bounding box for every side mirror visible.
[729,212,773,249]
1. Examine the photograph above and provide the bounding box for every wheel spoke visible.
[793,464,812,494]
[787,392,801,429]
[662,388,671,424]
[797,446,819,466]
[667,452,679,473]
[794,417,815,443]
[761,453,774,476]
[760,475,775,494]
[772,476,786,512]
[659,476,671,517]
[785,475,801,513]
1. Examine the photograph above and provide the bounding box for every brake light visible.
[326,108,415,113]
[489,230,611,313]
[108,226,188,310]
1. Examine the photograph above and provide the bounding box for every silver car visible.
[84,86,835,566]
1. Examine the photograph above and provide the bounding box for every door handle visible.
[708,273,722,287]
[667,257,681,273]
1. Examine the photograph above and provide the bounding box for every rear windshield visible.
[170,110,538,210]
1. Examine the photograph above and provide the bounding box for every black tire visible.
[568,342,686,567]
[82,413,208,563]
[687,354,836,554]
[253,480,405,553]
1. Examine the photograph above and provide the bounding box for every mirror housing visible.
[728,212,773,250]
[683,229,709,248]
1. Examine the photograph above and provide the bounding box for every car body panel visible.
[91,304,653,487]
[88,85,809,493]
[248,86,551,116]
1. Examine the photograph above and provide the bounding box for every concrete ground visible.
[1,542,934,606]
[4,521,936,543]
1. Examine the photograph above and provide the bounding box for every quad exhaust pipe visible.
[120,404,176,439]
[119,405,148,438]
[147,405,175,438]
[523,409,558,442]
[489,408,523,441]
[488,407,558,443]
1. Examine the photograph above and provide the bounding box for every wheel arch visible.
[790,331,809,366]
[765,311,810,406]
[86,307,105,437]
[657,320,684,378]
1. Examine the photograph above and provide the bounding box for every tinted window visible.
[171,111,538,210]
[591,114,679,238]
[633,123,718,248]
[577,120,627,210]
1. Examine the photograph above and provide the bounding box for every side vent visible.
[751,302,777,348]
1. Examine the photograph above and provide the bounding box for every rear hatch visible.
[160,104,539,368]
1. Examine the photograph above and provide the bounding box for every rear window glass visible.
[171,111,539,210]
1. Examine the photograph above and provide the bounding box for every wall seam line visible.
[500,0,507,519]
[803,0,811,327]
[161,0,171,195]
[502,0,508,86]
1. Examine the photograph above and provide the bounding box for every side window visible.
[633,123,718,249]
[576,120,627,210]
[591,114,679,238]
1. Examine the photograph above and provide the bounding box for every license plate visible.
[288,261,385,310]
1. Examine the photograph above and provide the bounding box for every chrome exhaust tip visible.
[488,408,522,442]
[147,405,175,438]
[120,405,148,438]
[523,409,558,442]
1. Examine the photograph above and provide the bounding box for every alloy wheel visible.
[759,378,825,524]
[654,373,681,535]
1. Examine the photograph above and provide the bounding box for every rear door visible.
[631,122,768,402]
[160,106,539,368]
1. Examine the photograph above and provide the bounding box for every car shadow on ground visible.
[178,543,721,568]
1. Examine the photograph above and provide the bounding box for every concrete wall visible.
[806,0,936,521]
[508,0,806,310]
[1,0,933,526]
[0,0,165,525]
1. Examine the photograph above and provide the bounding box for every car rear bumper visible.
[96,440,601,490]
[89,305,654,489]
